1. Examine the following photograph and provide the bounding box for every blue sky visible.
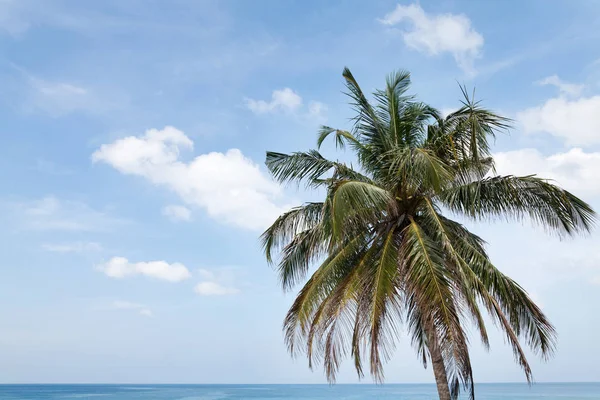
[1,0,600,385]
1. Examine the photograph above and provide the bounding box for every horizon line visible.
[1,381,598,385]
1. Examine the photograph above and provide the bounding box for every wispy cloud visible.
[0,0,30,36]
[306,101,328,123]
[42,242,103,253]
[3,63,130,118]
[0,0,231,37]
[28,77,89,116]
[8,196,127,232]
[162,205,192,222]
[31,159,75,176]
[112,300,153,317]
[537,75,584,97]
[24,74,128,117]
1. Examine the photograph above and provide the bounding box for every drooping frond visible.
[440,216,556,380]
[307,240,380,381]
[440,175,595,236]
[283,234,367,358]
[401,218,474,399]
[363,227,402,381]
[419,199,490,350]
[317,126,362,150]
[277,226,328,291]
[261,201,325,265]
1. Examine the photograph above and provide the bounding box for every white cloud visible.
[112,300,153,317]
[10,196,125,232]
[162,205,192,222]
[245,88,302,114]
[28,77,91,116]
[517,93,600,146]
[194,281,239,296]
[194,268,240,296]
[440,107,456,118]
[494,147,600,198]
[92,126,287,231]
[245,89,327,121]
[98,256,191,282]
[42,242,102,253]
[517,75,600,146]
[537,75,584,97]
[36,80,87,96]
[139,309,153,317]
[380,3,483,74]
[307,101,328,122]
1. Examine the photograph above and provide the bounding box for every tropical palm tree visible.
[261,68,595,400]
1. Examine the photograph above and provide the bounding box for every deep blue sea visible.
[0,384,598,400]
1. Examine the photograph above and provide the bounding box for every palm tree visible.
[261,68,595,400]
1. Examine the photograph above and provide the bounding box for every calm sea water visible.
[0,383,598,400]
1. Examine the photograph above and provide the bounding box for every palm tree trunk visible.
[427,329,452,400]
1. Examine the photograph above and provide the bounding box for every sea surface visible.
[0,383,598,400]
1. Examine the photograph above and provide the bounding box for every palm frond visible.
[277,226,328,291]
[363,228,402,381]
[447,85,512,162]
[440,175,595,236]
[420,199,490,349]
[265,150,338,187]
[426,87,510,165]
[284,235,366,358]
[373,70,412,146]
[307,241,378,381]
[342,67,385,143]
[441,216,556,379]
[317,126,362,150]
[261,202,325,265]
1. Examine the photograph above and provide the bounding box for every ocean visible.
[0,384,598,400]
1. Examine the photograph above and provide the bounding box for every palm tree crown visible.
[261,68,595,400]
